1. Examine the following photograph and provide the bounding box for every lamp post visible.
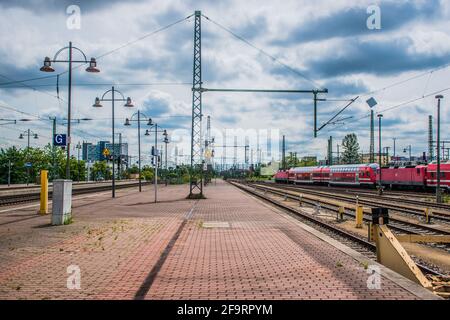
[145,121,167,203]
[19,129,39,185]
[383,146,390,165]
[392,137,397,163]
[403,145,412,162]
[92,87,134,198]
[377,114,383,194]
[124,111,152,192]
[436,95,444,203]
[40,42,99,180]
[163,130,169,186]
[76,141,82,182]
[8,160,12,186]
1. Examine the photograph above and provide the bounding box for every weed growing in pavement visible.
[64,216,74,225]
[360,261,369,270]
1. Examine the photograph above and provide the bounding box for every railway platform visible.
[0,180,439,300]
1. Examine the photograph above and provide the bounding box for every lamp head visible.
[92,97,103,108]
[124,118,131,126]
[19,133,24,139]
[85,58,100,73]
[40,57,55,72]
[124,97,134,108]
[33,133,38,139]
[144,129,150,136]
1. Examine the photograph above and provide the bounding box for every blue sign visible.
[366,97,378,108]
[25,162,32,168]
[54,134,67,146]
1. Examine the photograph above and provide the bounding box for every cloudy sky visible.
[0,0,449,166]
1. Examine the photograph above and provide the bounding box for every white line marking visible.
[0,191,111,213]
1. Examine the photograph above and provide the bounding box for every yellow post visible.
[338,206,345,221]
[424,208,432,224]
[355,205,363,228]
[39,170,48,215]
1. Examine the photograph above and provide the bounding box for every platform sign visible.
[366,97,377,108]
[53,134,67,147]
[24,162,32,168]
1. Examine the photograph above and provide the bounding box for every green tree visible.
[0,146,26,184]
[141,165,154,181]
[91,161,111,181]
[341,133,360,164]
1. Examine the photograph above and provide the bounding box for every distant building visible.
[360,153,391,166]
[82,142,98,162]
[82,140,128,162]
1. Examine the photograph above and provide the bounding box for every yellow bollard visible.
[39,170,48,215]
[424,208,432,224]
[355,205,363,228]
[338,206,345,221]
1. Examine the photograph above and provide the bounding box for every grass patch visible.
[63,215,74,225]
[360,261,369,270]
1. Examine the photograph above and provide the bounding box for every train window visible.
[441,172,446,178]
[416,168,420,175]
[431,173,435,178]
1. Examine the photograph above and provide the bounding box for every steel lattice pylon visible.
[189,10,204,197]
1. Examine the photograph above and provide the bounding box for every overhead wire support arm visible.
[197,87,328,138]
[317,96,359,132]
[197,88,328,94]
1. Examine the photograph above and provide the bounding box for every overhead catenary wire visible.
[0,14,194,88]
[201,14,325,91]
[0,82,192,88]
[327,85,450,133]
[0,14,194,147]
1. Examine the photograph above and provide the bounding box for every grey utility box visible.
[51,180,73,225]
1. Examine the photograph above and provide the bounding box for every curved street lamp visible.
[124,110,152,192]
[92,86,134,198]
[40,42,100,179]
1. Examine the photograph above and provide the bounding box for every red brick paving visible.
[0,180,421,299]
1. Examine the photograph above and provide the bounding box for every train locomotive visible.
[274,162,450,191]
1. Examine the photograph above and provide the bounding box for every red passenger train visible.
[274,162,450,191]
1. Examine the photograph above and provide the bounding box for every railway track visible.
[229,180,445,278]
[290,183,450,211]
[258,182,450,223]
[0,181,149,207]
[250,182,450,240]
